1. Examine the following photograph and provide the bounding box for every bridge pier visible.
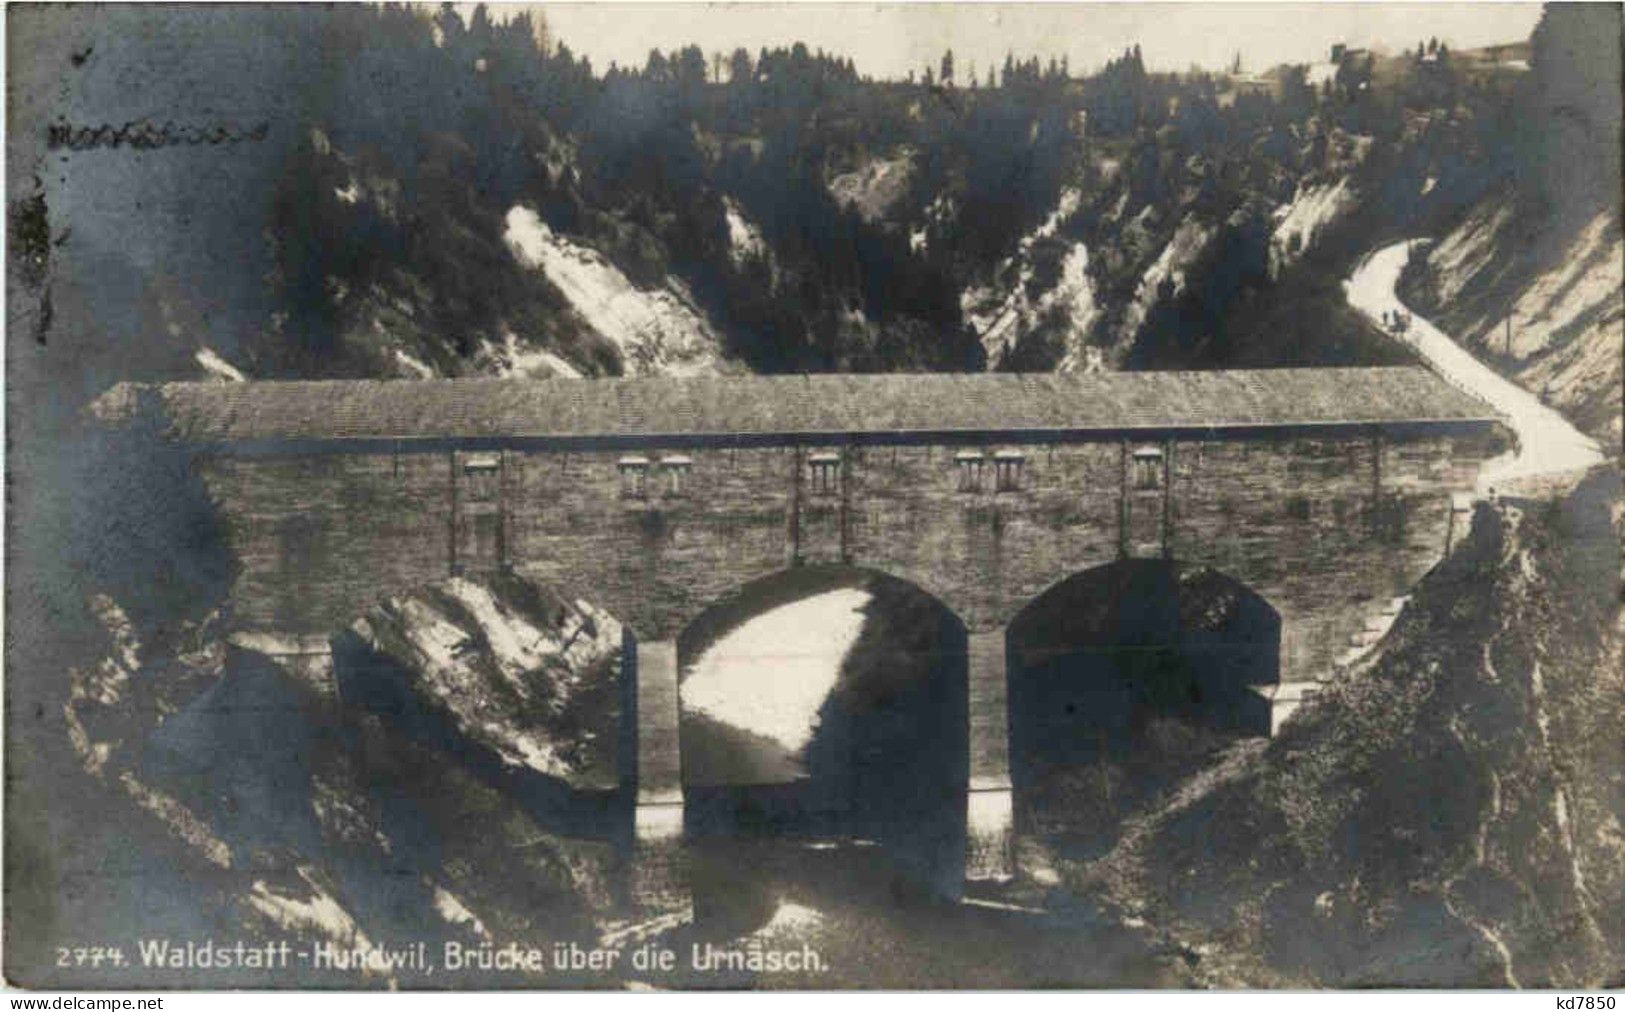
[630,799,688,919]
[966,629,1015,882]
[1268,614,1326,733]
[629,639,691,918]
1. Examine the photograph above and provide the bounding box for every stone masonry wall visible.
[199,451,454,631]
[198,428,1495,684]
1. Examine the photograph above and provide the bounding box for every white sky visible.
[471,3,1542,78]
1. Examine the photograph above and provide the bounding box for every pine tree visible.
[729,47,752,84]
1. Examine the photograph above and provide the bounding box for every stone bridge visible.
[99,367,1501,906]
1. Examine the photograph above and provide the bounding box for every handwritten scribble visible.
[48,120,269,151]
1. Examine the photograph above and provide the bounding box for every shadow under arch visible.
[1006,559,1281,856]
[675,564,970,899]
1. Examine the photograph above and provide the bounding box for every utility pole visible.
[1505,315,1512,358]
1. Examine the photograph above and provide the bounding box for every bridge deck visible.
[101,367,1499,446]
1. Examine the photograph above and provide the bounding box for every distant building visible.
[1227,73,1278,101]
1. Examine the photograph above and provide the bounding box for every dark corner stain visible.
[8,181,52,344]
[10,186,49,287]
[36,288,54,346]
[69,46,93,67]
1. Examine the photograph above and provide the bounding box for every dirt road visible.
[1346,242,1604,492]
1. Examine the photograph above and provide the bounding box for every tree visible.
[524,8,550,52]
[729,47,753,84]
[940,49,955,86]
[675,44,707,88]
[433,2,464,48]
[467,3,492,43]
[1278,64,1315,122]
[644,48,669,82]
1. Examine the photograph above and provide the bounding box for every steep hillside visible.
[501,206,726,376]
[339,573,626,786]
[46,571,631,988]
[1072,469,1624,987]
[1400,199,1622,444]
[962,100,1491,375]
[1397,4,1622,445]
[257,126,636,380]
[12,5,1554,391]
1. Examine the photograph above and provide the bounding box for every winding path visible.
[1345,242,1604,492]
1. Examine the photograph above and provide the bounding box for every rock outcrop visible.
[340,571,626,790]
[1073,469,1624,987]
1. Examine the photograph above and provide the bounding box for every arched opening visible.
[1007,560,1279,857]
[676,565,968,906]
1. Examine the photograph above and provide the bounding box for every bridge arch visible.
[1005,559,1281,851]
[670,564,972,893]
[675,565,969,801]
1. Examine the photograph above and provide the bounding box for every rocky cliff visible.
[339,572,626,789]
[46,571,629,987]
[1397,3,1622,446]
[1401,199,1622,445]
[1072,469,1624,987]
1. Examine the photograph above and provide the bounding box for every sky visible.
[469,2,1543,79]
